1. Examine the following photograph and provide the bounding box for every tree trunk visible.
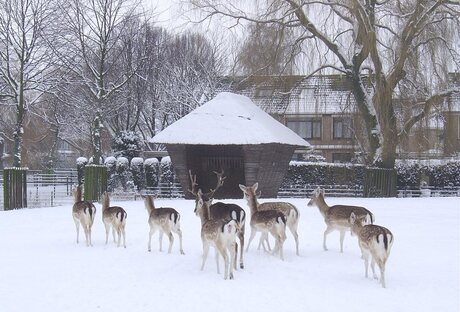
[92,111,103,165]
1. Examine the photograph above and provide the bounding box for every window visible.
[332,153,352,163]
[333,117,352,139]
[287,118,322,139]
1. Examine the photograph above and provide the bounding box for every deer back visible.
[103,206,127,223]
[149,207,180,225]
[358,224,393,252]
[209,202,246,226]
[258,202,299,219]
[327,205,374,226]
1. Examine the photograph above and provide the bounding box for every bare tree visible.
[0,0,61,167]
[188,0,460,168]
[235,23,296,75]
[59,0,141,164]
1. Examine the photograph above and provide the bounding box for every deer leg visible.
[362,252,370,278]
[167,232,174,254]
[159,231,164,252]
[216,244,229,280]
[371,257,378,280]
[201,242,210,271]
[233,242,238,270]
[103,222,110,244]
[148,227,156,252]
[215,248,220,274]
[84,226,90,247]
[323,226,334,251]
[116,227,122,247]
[229,243,236,280]
[339,230,346,253]
[238,231,244,269]
[172,228,185,255]
[122,225,126,248]
[74,219,80,244]
[288,223,300,256]
[88,225,93,247]
[246,228,257,252]
[377,259,386,288]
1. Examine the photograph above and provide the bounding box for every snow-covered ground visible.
[0,197,458,312]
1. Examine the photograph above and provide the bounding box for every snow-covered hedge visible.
[281,161,365,188]
[396,160,460,187]
[131,157,145,191]
[144,158,159,187]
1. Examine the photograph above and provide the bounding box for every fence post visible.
[83,165,107,202]
[364,167,397,197]
[3,167,28,210]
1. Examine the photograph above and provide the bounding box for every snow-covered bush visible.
[281,161,365,188]
[130,157,145,191]
[144,158,159,188]
[115,157,133,191]
[76,157,88,185]
[159,156,175,185]
[104,156,117,191]
[112,131,143,161]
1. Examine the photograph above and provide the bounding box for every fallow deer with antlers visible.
[307,187,375,253]
[195,189,238,280]
[349,212,393,288]
[72,185,96,247]
[101,192,127,248]
[189,170,246,269]
[143,195,184,255]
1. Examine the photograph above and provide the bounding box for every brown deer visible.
[195,189,238,280]
[307,187,375,253]
[101,192,127,248]
[189,170,246,269]
[72,185,96,247]
[142,195,184,255]
[349,212,393,288]
[239,184,287,260]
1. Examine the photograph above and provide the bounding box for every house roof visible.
[217,74,361,115]
[149,92,310,147]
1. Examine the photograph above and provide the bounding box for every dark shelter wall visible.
[166,143,296,199]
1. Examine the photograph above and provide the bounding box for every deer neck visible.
[74,186,82,203]
[316,194,330,218]
[145,196,156,215]
[102,194,109,212]
[247,194,259,215]
[198,202,210,226]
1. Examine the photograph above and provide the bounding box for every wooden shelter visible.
[150,92,310,199]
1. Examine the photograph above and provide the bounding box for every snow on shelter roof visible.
[150,92,310,147]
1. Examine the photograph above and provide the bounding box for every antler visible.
[188,170,199,197]
[204,169,226,199]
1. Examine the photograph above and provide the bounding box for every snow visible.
[0,196,458,312]
[150,92,310,147]
[130,157,144,166]
[104,156,116,165]
[76,157,88,165]
[144,158,159,167]
[160,156,171,163]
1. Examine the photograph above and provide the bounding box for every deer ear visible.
[239,184,246,192]
[253,182,259,191]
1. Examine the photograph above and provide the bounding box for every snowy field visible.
[0,196,459,312]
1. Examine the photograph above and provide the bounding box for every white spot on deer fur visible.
[231,210,237,221]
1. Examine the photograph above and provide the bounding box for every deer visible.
[239,184,287,260]
[349,212,394,288]
[307,187,375,253]
[189,170,246,269]
[142,195,185,255]
[195,189,238,280]
[101,191,127,248]
[72,185,96,247]
[239,183,298,256]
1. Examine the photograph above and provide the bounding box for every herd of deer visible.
[71,170,394,288]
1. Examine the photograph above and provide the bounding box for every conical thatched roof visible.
[150,92,310,147]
